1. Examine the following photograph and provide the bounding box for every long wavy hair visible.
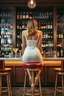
[27,19,38,39]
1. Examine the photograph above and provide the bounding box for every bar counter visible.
[0,57,62,87]
[0,57,61,67]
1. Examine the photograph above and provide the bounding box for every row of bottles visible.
[42,48,53,56]
[43,32,53,39]
[42,48,64,57]
[42,41,53,47]
[0,23,13,29]
[0,12,12,18]
[16,11,53,19]
[16,22,53,30]
[39,22,53,29]
[57,49,64,57]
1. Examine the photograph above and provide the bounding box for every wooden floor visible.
[2,87,63,96]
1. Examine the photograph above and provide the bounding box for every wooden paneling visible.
[15,67,24,83]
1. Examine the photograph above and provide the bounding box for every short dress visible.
[22,39,43,63]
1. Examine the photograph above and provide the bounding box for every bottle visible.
[57,51,59,57]
[17,12,19,19]
[23,12,25,19]
[20,12,22,19]
[61,49,63,57]
[26,12,29,19]
[22,23,25,29]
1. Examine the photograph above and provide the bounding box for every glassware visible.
[54,51,57,57]
[13,48,18,58]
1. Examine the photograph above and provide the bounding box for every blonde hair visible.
[27,19,38,39]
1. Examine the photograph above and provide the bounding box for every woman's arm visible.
[37,31,42,54]
[22,31,26,55]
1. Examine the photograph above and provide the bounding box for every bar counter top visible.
[0,57,61,67]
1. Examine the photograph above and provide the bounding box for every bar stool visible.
[54,68,64,96]
[0,60,12,96]
[22,62,43,96]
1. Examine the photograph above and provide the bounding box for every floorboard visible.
[2,87,63,96]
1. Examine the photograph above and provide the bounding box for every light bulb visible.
[28,0,36,9]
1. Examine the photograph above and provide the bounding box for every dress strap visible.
[24,35,27,41]
[37,35,40,46]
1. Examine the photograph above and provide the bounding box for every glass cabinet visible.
[57,8,64,57]
[0,7,13,57]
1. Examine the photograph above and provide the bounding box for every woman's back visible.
[22,36,43,62]
[22,19,43,63]
[26,40,38,48]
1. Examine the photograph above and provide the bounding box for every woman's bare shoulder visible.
[22,30,27,35]
[37,30,42,35]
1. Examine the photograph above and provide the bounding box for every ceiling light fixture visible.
[28,0,36,9]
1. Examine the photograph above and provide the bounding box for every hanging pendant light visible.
[28,0,36,9]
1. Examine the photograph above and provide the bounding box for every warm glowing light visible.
[31,0,33,4]
[28,0,36,9]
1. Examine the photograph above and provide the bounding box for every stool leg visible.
[0,75,2,96]
[7,73,12,96]
[54,73,58,96]
[39,76,42,96]
[31,71,35,96]
[35,69,42,85]
[27,69,32,84]
[62,75,64,96]
[8,73,12,96]
[23,70,27,96]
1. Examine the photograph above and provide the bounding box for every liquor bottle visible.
[29,12,32,19]
[61,49,63,57]
[57,51,59,57]
[23,12,25,19]
[26,12,29,19]
[20,12,22,19]
[22,23,25,29]
[50,22,53,29]
[17,12,19,19]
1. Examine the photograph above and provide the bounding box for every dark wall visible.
[0,0,64,7]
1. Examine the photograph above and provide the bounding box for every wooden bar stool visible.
[22,62,43,96]
[54,68,64,96]
[0,60,12,96]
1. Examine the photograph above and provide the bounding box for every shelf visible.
[16,7,54,55]
[0,7,13,57]
[57,8,64,57]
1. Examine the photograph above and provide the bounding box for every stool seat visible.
[22,62,42,69]
[54,68,64,72]
[0,68,12,72]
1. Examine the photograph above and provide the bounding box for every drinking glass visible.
[13,48,18,58]
[54,51,57,57]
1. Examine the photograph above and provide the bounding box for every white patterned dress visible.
[22,39,43,63]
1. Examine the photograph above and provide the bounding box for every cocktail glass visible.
[13,48,18,58]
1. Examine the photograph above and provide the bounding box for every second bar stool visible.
[54,68,64,96]
[22,62,43,96]
[0,60,12,96]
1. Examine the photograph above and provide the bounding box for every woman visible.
[22,18,43,63]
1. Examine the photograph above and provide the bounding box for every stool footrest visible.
[25,88,41,95]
